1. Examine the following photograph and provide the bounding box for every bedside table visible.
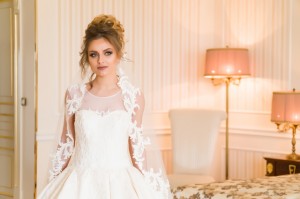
[264,157,300,176]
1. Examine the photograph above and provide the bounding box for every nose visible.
[97,56,104,64]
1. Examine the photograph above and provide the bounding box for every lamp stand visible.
[276,123,300,160]
[225,78,229,180]
[211,77,237,180]
[287,124,300,160]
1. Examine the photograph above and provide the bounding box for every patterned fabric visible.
[171,174,300,199]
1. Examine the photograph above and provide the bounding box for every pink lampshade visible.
[204,48,250,78]
[271,91,300,124]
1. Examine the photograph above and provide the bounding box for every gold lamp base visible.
[286,153,300,160]
[275,123,300,161]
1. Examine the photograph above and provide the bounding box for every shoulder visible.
[118,76,141,99]
[67,83,86,93]
[65,83,86,99]
[64,83,86,114]
[117,75,145,112]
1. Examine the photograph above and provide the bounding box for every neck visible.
[92,75,119,90]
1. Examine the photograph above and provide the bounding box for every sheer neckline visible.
[76,109,128,117]
[86,88,122,98]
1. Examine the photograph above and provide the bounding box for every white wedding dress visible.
[38,75,170,199]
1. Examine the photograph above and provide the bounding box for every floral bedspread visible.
[171,174,300,199]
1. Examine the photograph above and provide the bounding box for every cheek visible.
[113,56,121,65]
[115,59,120,65]
[88,57,96,66]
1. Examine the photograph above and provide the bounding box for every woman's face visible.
[87,38,120,78]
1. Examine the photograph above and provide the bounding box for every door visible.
[0,0,14,198]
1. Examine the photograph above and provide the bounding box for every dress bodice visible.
[72,108,132,170]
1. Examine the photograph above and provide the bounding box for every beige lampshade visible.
[271,91,300,124]
[204,48,250,78]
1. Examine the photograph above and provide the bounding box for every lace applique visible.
[129,122,170,198]
[128,122,151,169]
[49,130,74,181]
[92,109,111,117]
[118,74,171,198]
[66,84,86,115]
[49,83,86,181]
[117,75,140,116]
[143,168,171,199]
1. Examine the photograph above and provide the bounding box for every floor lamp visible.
[271,90,300,160]
[204,48,250,180]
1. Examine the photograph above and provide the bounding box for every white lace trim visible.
[66,84,86,115]
[129,123,151,169]
[117,75,140,116]
[49,130,74,181]
[117,74,170,198]
[49,84,86,181]
[143,168,171,199]
[88,108,111,117]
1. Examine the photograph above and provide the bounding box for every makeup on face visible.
[87,38,120,77]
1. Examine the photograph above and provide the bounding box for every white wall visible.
[36,0,300,194]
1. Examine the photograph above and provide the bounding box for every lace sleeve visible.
[49,84,85,181]
[117,73,170,198]
[128,91,171,199]
[128,91,149,170]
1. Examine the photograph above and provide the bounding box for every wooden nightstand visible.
[264,157,300,176]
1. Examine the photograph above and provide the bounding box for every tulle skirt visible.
[37,166,159,199]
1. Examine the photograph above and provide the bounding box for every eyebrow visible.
[88,48,113,53]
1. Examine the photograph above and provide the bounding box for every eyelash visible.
[89,51,113,58]
[89,53,98,58]
[105,51,113,56]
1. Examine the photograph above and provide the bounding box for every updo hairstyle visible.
[79,14,125,77]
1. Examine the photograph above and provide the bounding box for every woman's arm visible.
[49,89,76,181]
[128,91,145,172]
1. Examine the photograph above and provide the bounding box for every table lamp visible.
[271,89,300,160]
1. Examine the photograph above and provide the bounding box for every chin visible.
[96,71,111,78]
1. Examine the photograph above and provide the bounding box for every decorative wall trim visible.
[227,146,288,156]
[36,125,297,141]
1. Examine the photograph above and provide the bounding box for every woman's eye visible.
[89,53,98,58]
[105,51,113,56]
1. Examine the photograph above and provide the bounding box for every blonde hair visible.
[79,14,125,77]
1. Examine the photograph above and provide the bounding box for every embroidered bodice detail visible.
[49,75,170,198]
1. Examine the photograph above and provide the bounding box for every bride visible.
[37,14,170,199]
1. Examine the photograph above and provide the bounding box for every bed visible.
[171,174,300,199]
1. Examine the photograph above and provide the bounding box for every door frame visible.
[14,0,36,198]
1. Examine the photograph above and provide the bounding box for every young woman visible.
[38,15,170,199]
